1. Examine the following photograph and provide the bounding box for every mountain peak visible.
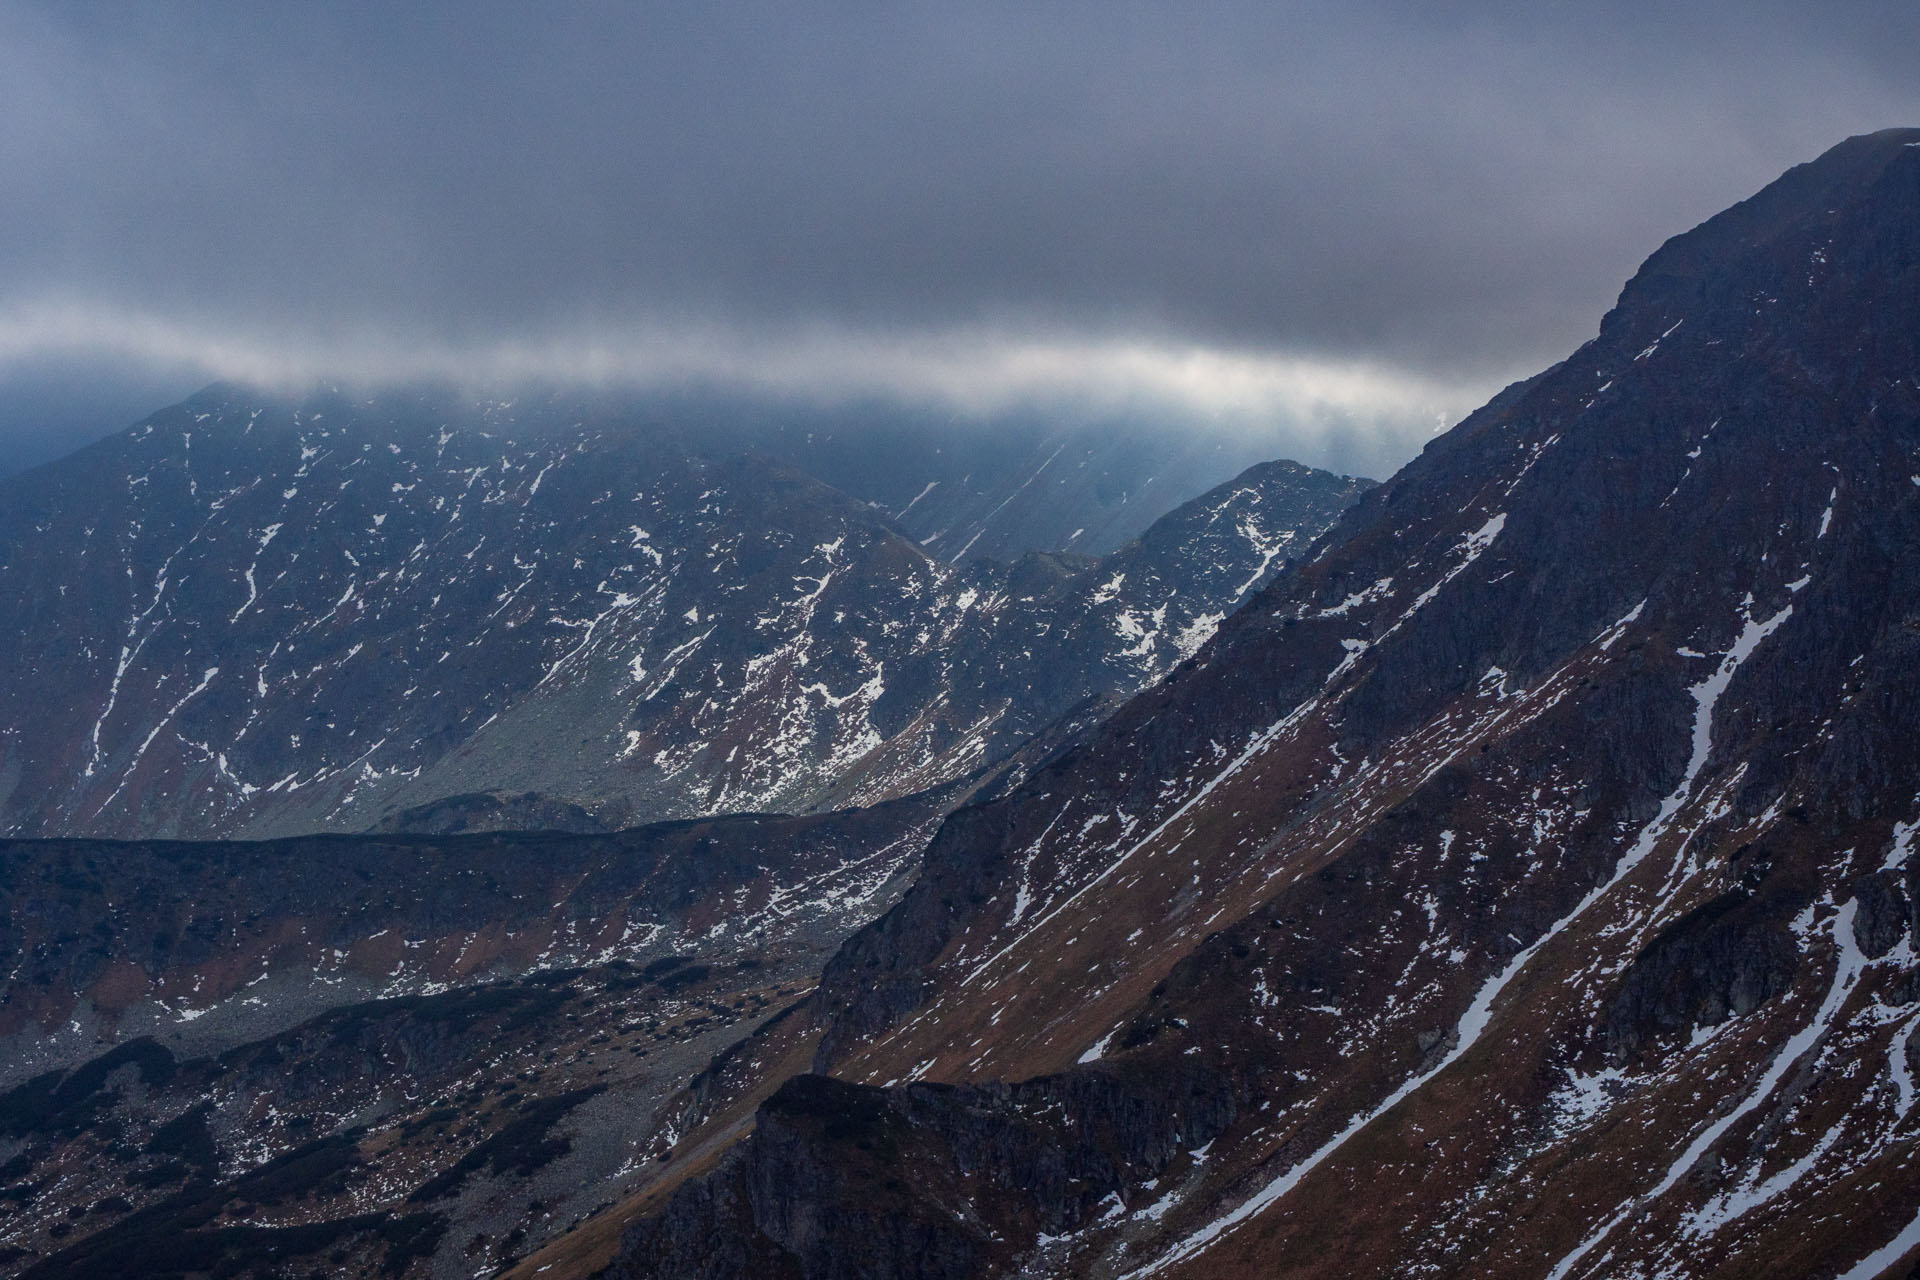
[1603,125,1920,343]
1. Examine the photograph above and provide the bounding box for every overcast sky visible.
[1,1,1916,476]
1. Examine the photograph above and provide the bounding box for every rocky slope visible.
[0,953,825,1279]
[0,795,950,1277]
[577,129,1920,1279]
[0,391,1366,841]
[0,797,954,1087]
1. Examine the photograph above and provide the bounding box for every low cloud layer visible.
[2,2,1916,473]
[0,300,1486,476]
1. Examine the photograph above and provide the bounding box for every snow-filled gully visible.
[1126,594,1797,1277]
[1543,902,1866,1279]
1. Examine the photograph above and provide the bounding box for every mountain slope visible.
[0,392,1367,840]
[587,129,1920,1280]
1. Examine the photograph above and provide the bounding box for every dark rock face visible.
[610,1065,1237,1280]
[0,391,1367,840]
[1852,869,1912,959]
[592,131,1920,1280]
[1601,887,1803,1061]
[0,785,956,1276]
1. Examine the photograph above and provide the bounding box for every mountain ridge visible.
[0,389,1368,841]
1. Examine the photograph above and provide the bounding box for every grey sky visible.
[1,1,1916,475]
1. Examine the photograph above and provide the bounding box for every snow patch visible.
[1078,1028,1119,1064]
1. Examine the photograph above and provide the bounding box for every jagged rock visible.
[1602,888,1803,1061]
[0,796,943,1085]
[1852,869,1911,958]
[371,790,613,835]
[611,1065,1236,1280]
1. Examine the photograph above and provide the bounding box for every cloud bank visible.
[1,1,1915,471]
[0,300,1486,471]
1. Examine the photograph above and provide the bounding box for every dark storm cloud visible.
[1,1,1917,470]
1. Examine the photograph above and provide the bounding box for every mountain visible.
[12,126,1919,1280]
[563,130,1920,1279]
[0,390,1368,840]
